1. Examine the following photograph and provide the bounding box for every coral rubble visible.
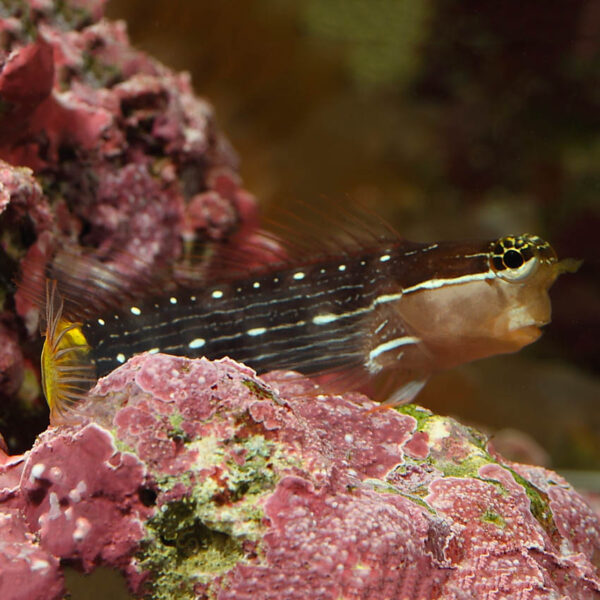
[0,353,599,599]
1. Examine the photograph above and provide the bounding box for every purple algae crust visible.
[0,0,260,451]
[0,0,254,280]
[1,353,599,599]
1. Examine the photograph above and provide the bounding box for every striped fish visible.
[37,230,579,423]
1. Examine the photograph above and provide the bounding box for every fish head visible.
[394,234,580,369]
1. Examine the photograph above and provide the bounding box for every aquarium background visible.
[105,0,600,473]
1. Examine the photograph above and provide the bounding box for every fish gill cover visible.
[0,1,599,599]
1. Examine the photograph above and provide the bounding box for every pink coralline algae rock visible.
[0,508,63,600]
[0,354,599,599]
[0,0,254,273]
[0,0,259,451]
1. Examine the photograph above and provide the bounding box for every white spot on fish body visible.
[212,290,223,299]
[116,353,126,364]
[313,313,339,325]
[170,297,177,304]
[380,254,391,262]
[190,296,197,302]
[189,337,206,349]
[130,306,141,316]
[338,264,346,271]
[148,348,160,354]
[293,272,305,280]
[253,281,260,289]
[97,318,105,326]
[247,327,267,336]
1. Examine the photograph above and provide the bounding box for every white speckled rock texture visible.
[1,353,599,599]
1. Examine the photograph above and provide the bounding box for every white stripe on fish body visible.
[84,242,501,379]
[366,336,422,374]
[402,271,495,295]
[39,231,567,424]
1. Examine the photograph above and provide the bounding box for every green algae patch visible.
[113,437,136,456]
[138,433,299,598]
[434,451,491,479]
[241,378,280,403]
[481,508,507,529]
[167,413,189,443]
[390,410,514,514]
[391,408,561,540]
[140,498,244,600]
[420,414,492,479]
[508,469,558,539]
[396,403,433,430]
[353,477,434,512]
[225,434,280,501]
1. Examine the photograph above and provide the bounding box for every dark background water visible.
[106,0,600,473]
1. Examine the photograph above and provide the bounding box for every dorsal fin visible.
[46,246,171,321]
[17,200,417,422]
[260,198,400,259]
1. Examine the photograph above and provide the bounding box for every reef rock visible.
[0,353,599,599]
[0,0,258,452]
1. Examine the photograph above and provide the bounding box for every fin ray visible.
[41,281,96,424]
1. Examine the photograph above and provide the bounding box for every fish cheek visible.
[489,278,552,346]
[396,281,523,368]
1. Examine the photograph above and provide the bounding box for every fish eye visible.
[504,249,524,269]
[489,236,540,282]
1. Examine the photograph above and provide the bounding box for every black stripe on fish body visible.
[387,241,492,291]
[82,246,405,378]
[36,229,571,422]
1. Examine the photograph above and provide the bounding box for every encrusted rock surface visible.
[0,353,599,599]
[0,0,258,451]
[0,0,250,269]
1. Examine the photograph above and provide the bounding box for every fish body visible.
[38,232,576,422]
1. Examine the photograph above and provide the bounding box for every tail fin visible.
[41,281,96,424]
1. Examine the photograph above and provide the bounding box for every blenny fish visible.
[35,228,578,422]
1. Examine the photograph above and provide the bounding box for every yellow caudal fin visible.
[41,281,96,424]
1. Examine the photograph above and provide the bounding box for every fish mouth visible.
[508,313,550,333]
[510,323,545,346]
